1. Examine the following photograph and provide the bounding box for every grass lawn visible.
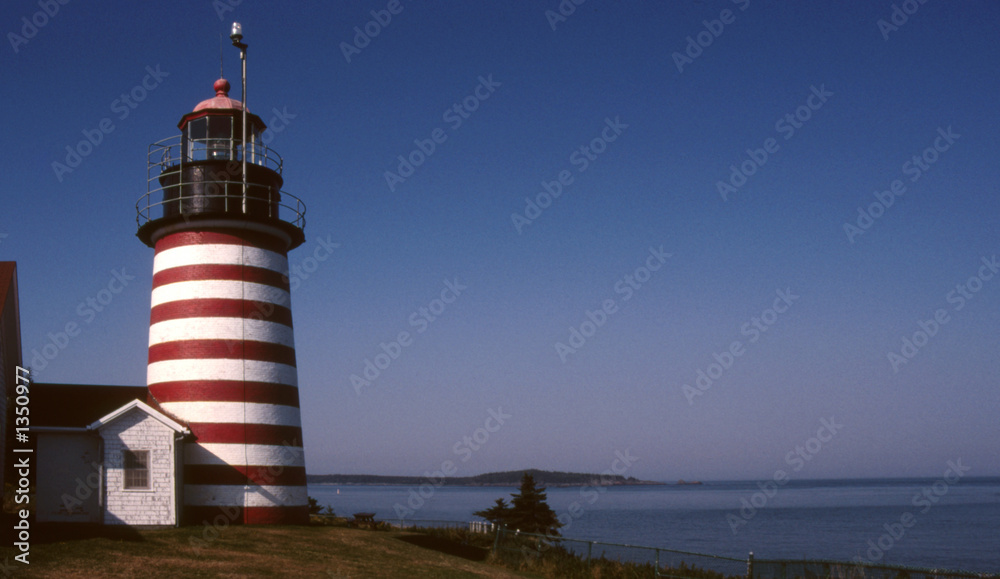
[0,523,540,578]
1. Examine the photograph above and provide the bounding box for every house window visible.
[123,450,150,490]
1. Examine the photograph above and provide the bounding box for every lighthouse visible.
[136,28,308,524]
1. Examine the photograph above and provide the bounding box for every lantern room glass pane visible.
[185,117,207,161]
[250,125,261,164]
[207,116,233,160]
[188,117,207,141]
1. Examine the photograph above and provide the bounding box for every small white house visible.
[34,384,189,526]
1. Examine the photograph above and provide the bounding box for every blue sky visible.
[2,0,998,481]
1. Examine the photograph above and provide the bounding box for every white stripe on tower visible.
[152,243,288,273]
[151,279,290,307]
[148,360,298,385]
[147,230,307,524]
[149,318,295,348]
[158,402,302,426]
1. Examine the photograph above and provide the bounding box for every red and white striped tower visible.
[137,73,309,524]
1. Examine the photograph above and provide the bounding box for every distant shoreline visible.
[306,468,671,487]
[307,481,670,487]
[307,476,1000,486]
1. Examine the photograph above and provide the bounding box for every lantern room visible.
[180,79,263,162]
[136,78,305,250]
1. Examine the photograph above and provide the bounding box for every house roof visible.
[0,262,22,376]
[32,383,156,428]
[0,262,15,314]
[88,399,188,433]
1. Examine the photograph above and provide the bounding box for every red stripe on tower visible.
[149,381,301,406]
[148,339,297,366]
[137,73,310,525]
[153,263,290,290]
[150,299,294,326]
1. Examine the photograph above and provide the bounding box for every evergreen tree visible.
[473,497,512,526]
[507,472,563,536]
[307,495,323,515]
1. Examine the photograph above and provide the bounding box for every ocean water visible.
[308,477,1000,573]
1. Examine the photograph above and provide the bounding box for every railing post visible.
[747,551,754,579]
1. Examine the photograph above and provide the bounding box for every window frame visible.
[122,449,152,491]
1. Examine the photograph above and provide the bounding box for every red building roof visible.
[33,384,163,428]
[0,262,16,314]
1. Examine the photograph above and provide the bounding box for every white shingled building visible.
[34,384,189,526]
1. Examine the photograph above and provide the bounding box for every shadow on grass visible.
[396,533,490,562]
[36,523,146,544]
[0,513,147,545]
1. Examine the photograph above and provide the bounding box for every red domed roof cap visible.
[193,78,245,112]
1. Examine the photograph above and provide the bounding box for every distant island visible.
[307,468,666,487]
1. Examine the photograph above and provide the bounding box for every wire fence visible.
[750,558,1000,579]
[485,525,999,579]
[493,526,746,579]
[392,518,496,533]
[335,517,999,579]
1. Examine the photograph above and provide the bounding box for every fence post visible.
[747,551,754,579]
[492,525,502,555]
[655,548,660,578]
[587,541,592,564]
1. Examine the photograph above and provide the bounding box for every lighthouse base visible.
[185,505,309,526]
